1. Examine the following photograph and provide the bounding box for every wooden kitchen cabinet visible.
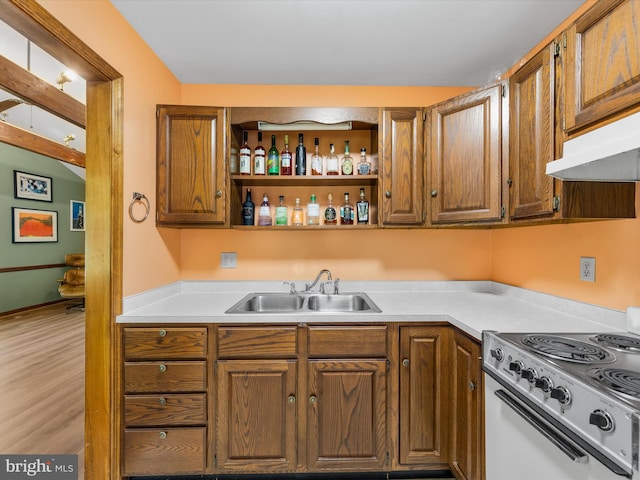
[450,328,484,480]
[428,84,506,225]
[398,326,451,468]
[564,0,640,134]
[379,108,425,225]
[156,105,228,227]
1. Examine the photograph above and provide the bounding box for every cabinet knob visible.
[159,364,167,373]
[159,431,167,439]
[431,190,438,198]
[469,381,476,391]
[402,358,410,367]
[309,395,317,404]
[159,397,166,405]
[385,190,391,198]
[159,329,166,337]
[507,178,513,186]
[216,190,223,198]
[288,395,296,404]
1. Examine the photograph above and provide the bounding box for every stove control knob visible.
[508,360,524,375]
[589,409,615,432]
[550,386,571,405]
[535,376,553,393]
[521,368,538,383]
[490,348,504,362]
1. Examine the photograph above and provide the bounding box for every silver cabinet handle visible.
[469,381,476,391]
[159,397,166,405]
[159,364,167,373]
[159,329,166,337]
[309,395,317,404]
[402,358,410,367]
[431,190,438,197]
[385,191,391,198]
[288,395,296,404]
[216,190,223,198]
[159,431,167,439]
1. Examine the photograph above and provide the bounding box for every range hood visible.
[546,111,640,182]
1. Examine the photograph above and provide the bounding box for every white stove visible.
[483,330,640,479]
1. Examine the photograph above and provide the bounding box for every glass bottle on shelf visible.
[356,188,369,224]
[257,193,272,226]
[307,194,320,225]
[340,192,354,225]
[310,137,323,175]
[241,188,255,225]
[267,135,279,175]
[253,131,266,175]
[324,193,337,225]
[357,147,371,175]
[341,140,353,175]
[239,131,251,175]
[295,133,306,176]
[280,134,292,175]
[291,198,304,226]
[275,195,288,226]
[325,143,340,175]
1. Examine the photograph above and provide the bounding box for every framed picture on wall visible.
[14,170,53,202]
[70,200,85,231]
[12,207,58,243]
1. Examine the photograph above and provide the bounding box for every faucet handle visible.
[333,278,340,294]
[283,281,298,294]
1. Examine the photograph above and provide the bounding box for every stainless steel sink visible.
[225,292,381,314]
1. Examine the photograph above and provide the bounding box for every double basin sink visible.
[226,292,381,314]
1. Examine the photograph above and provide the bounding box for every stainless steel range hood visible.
[546,111,640,182]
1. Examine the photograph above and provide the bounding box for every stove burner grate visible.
[588,368,640,398]
[522,334,615,364]
[591,334,640,353]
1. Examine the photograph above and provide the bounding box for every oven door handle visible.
[495,389,588,464]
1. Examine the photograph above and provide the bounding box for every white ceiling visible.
[111,0,585,87]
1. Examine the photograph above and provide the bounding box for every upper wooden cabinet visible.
[428,85,506,225]
[156,105,228,227]
[380,108,425,226]
[564,0,640,133]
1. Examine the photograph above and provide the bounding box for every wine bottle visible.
[311,137,323,175]
[257,193,272,226]
[253,131,266,175]
[239,131,251,175]
[295,133,306,175]
[267,135,279,175]
[324,193,337,225]
[341,140,353,175]
[291,198,304,226]
[326,143,339,175]
[241,188,255,225]
[275,195,288,226]
[357,147,371,175]
[340,192,354,225]
[356,188,369,224]
[281,134,292,175]
[307,194,320,225]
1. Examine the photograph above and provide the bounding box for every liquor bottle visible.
[324,193,337,225]
[275,195,288,226]
[310,137,323,175]
[357,147,371,175]
[341,140,354,175]
[356,188,369,224]
[267,135,279,175]
[280,134,292,175]
[291,198,304,226]
[325,143,339,175]
[295,133,306,176]
[307,194,320,225]
[253,131,266,175]
[257,193,272,226]
[239,131,251,175]
[340,192,354,225]
[241,188,255,225]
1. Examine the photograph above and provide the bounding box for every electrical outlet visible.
[221,252,237,269]
[580,256,595,282]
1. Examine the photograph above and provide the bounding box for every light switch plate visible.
[580,256,595,282]
[221,252,237,269]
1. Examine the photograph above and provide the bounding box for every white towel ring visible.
[129,192,150,223]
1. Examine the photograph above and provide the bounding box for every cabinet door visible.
[157,105,228,226]
[564,0,640,133]
[450,330,483,480]
[380,108,424,225]
[307,359,387,471]
[429,85,504,224]
[509,43,556,221]
[216,360,297,472]
[398,326,450,466]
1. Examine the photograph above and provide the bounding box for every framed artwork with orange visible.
[12,207,58,243]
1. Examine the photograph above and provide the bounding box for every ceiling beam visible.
[0,120,85,167]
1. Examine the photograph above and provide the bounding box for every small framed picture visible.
[14,170,53,202]
[12,207,58,243]
[70,200,85,231]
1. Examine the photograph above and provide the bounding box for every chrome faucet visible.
[305,269,333,293]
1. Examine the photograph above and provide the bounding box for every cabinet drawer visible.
[218,326,297,358]
[124,394,206,426]
[123,427,206,476]
[124,327,207,360]
[124,361,207,393]
[308,325,387,358]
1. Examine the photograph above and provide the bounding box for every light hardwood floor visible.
[0,302,84,478]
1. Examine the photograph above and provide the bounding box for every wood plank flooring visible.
[0,302,84,478]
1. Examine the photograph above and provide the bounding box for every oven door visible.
[484,374,631,480]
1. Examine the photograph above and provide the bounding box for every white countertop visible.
[117,281,627,340]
